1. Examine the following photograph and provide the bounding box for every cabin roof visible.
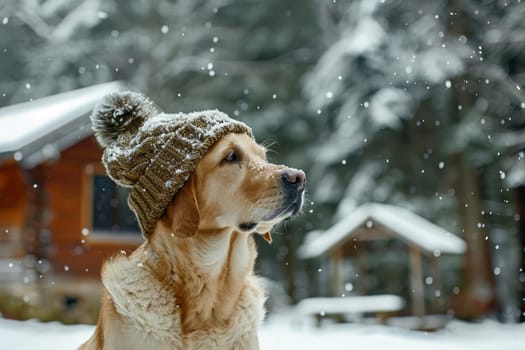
[298,203,466,259]
[0,81,126,169]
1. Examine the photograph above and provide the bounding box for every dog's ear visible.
[261,232,272,244]
[163,176,199,238]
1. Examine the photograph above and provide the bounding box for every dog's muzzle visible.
[264,168,306,221]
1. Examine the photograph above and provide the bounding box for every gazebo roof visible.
[0,81,126,168]
[298,203,466,259]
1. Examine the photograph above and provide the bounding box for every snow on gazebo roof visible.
[298,203,466,259]
[0,81,125,168]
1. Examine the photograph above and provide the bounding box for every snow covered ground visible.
[1,313,524,350]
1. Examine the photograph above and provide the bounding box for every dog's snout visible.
[281,169,306,191]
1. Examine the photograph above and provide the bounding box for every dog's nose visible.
[281,169,306,191]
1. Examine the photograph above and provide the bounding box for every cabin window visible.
[91,175,140,235]
[82,164,142,242]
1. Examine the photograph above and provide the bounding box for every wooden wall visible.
[0,161,27,257]
[44,136,139,278]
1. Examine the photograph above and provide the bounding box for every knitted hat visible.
[90,91,253,237]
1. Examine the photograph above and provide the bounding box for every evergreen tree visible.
[304,0,525,320]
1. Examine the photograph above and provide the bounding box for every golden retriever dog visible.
[80,132,306,349]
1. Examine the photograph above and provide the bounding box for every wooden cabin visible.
[298,203,466,327]
[0,81,144,281]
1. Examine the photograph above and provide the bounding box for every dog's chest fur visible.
[101,248,266,349]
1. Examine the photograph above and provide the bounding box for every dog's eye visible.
[224,150,239,163]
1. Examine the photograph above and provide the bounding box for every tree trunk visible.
[146,0,161,95]
[284,233,297,303]
[451,158,497,319]
[445,0,497,318]
[516,186,525,322]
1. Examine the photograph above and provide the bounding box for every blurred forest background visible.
[1,0,525,323]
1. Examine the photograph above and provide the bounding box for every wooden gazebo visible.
[298,203,466,318]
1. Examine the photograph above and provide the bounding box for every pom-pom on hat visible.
[90,91,253,237]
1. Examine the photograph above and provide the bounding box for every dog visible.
[80,132,306,349]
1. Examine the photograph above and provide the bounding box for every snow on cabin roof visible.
[0,81,126,168]
[298,203,466,259]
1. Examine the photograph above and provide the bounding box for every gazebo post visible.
[355,241,367,295]
[331,248,343,296]
[430,256,443,312]
[408,245,425,320]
